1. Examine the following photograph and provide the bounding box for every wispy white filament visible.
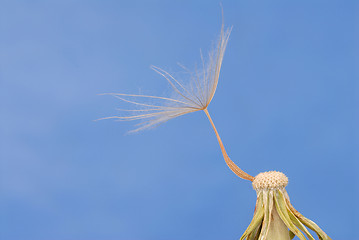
[100,20,255,181]
[100,24,232,133]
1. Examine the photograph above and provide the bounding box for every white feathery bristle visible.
[100,23,232,133]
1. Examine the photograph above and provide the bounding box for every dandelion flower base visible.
[241,171,332,240]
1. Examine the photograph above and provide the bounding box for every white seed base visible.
[252,171,288,191]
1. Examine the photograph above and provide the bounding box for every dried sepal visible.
[274,190,307,240]
[259,190,274,239]
[247,224,262,240]
[240,191,265,240]
[284,197,332,240]
[266,204,290,240]
[241,172,332,240]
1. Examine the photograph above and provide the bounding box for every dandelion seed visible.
[101,22,254,181]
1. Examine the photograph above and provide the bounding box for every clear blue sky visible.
[1,1,358,240]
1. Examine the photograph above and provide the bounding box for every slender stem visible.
[203,109,254,181]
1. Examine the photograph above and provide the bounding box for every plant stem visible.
[203,109,254,181]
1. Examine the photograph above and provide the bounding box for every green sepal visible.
[289,231,295,239]
[274,190,307,240]
[285,200,332,240]
[247,223,262,240]
[240,192,265,240]
[278,191,315,240]
[258,190,274,239]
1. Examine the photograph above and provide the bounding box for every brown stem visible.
[203,109,254,181]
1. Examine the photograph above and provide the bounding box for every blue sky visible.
[1,1,358,239]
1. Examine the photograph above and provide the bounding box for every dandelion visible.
[101,18,331,240]
[241,171,332,240]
